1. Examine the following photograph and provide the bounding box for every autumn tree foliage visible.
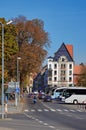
[7,15,50,85]
[0,18,18,84]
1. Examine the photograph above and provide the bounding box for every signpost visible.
[8,81,20,106]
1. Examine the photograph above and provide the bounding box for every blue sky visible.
[0,0,86,65]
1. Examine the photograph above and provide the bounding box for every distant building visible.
[47,43,74,87]
[73,64,86,86]
[33,65,47,92]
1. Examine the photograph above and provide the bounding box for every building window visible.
[49,77,52,81]
[49,64,51,69]
[69,77,72,82]
[54,64,57,69]
[61,70,65,75]
[61,64,66,69]
[48,69,52,76]
[54,77,57,81]
[54,71,57,75]
[61,77,65,81]
[69,70,72,75]
[69,64,72,69]
[62,58,65,62]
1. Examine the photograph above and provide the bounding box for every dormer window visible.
[62,58,65,62]
[58,56,67,62]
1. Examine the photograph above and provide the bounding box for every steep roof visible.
[66,44,73,58]
[53,43,74,62]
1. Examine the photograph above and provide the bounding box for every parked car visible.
[28,93,33,98]
[38,92,45,99]
[43,95,52,102]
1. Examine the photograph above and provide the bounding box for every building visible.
[47,43,74,87]
[73,64,86,86]
[33,65,47,92]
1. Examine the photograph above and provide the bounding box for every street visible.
[0,97,86,130]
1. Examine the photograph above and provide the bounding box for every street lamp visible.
[17,57,21,83]
[0,21,13,119]
[16,57,21,105]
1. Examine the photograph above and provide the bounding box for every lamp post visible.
[16,57,21,105]
[0,21,13,119]
[0,22,4,119]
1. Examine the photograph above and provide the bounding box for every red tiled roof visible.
[74,65,83,75]
[66,44,73,58]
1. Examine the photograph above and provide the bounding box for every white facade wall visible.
[48,58,74,87]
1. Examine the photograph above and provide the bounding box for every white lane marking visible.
[43,123,48,125]
[63,109,69,112]
[38,109,42,112]
[39,120,43,123]
[35,118,39,121]
[77,110,82,112]
[70,109,75,112]
[24,109,29,112]
[44,109,49,111]
[50,109,56,112]
[56,109,62,112]
[49,125,55,128]
[31,109,35,112]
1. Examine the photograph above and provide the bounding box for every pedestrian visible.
[33,95,37,104]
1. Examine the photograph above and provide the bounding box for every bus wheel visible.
[73,100,78,104]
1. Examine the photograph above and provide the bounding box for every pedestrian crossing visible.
[24,108,85,113]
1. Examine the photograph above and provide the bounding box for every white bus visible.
[51,87,68,99]
[61,87,86,104]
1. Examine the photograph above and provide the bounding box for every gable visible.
[53,43,73,62]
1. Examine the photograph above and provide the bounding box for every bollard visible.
[5,103,8,118]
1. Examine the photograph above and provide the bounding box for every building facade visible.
[47,43,74,87]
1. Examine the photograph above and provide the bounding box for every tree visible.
[7,15,50,87]
[14,15,50,49]
[0,18,18,84]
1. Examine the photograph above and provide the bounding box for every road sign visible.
[8,82,15,88]
[15,87,20,93]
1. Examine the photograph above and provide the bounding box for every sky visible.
[0,0,86,65]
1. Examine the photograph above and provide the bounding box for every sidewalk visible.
[0,99,25,117]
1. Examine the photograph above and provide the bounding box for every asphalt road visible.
[24,97,86,130]
[0,97,86,130]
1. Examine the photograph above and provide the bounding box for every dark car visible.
[38,92,45,99]
[43,95,52,102]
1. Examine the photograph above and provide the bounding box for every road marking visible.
[77,110,82,112]
[44,123,48,125]
[49,125,55,128]
[44,109,49,111]
[63,109,69,112]
[56,109,60,111]
[38,109,42,112]
[50,109,56,112]
[31,109,35,112]
[24,109,29,112]
[35,118,39,121]
[39,120,43,123]
[70,109,75,112]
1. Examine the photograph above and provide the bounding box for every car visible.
[43,95,52,102]
[28,93,33,98]
[38,92,45,99]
